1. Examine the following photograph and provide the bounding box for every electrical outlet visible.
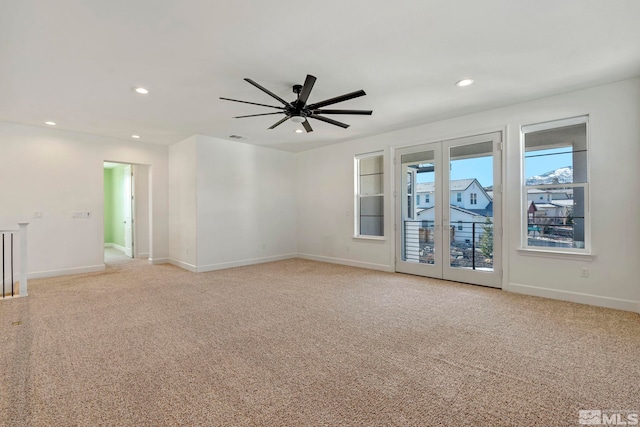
[580,267,589,278]
[33,211,43,219]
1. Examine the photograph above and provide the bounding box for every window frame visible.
[520,115,590,254]
[354,151,385,239]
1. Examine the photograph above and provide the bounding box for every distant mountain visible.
[526,166,573,185]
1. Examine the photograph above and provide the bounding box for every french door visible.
[394,132,502,288]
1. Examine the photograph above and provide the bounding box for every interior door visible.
[123,164,133,258]
[395,132,502,288]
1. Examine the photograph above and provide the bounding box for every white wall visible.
[296,78,640,312]
[168,136,198,269]
[133,164,150,258]
[168,135,298,272]
[0,121,169,277]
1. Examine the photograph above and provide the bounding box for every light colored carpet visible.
[104,246,138,266]
[1,259,638,426]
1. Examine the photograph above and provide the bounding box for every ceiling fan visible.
[220,74,372,133]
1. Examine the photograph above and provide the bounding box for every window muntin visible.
[522,117,588,251]
[356,153,384,237]
[470,193,477,205]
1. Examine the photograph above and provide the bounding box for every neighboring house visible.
[527,189,574,224]
[527,188,573,204]
[417,206,490,243]
[407,178,494,243]
[416,179,492,216]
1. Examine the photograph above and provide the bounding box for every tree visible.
[479,217,493,259]
[565,206,574,225]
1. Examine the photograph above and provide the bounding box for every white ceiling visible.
[2,1,640,152]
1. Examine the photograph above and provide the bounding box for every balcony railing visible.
[527,215,584,248]
[1,223,29,299]
[403,219,493,270]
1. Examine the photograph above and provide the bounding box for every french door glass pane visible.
[449,143,494,271]
[401,150,435,264]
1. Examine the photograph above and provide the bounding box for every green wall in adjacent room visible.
[104,165,127,247]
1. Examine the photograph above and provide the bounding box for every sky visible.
[416,148,573,188]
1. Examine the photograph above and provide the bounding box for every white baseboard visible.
[104,243,127,252]
[506,282,638,313]
[28,264,106,280]
[136,252,150,259]
[168,259,197,272]
[297,253,394,272]
[195,253,298,273]
[149,257,169,265]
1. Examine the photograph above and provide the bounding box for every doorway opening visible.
[103,162,150,266]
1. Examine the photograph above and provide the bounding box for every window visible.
[457,221,463,231]
[355,152,384,237]
[416,195,421,205]
[456,193,462,202]
[522,116,588,251]
[425,194,430,203]
[470,193,477,205]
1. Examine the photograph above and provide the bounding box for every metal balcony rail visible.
[1,223,29,299]
[403,219,493,270]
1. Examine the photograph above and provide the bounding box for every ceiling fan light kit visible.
[221,74,372,133]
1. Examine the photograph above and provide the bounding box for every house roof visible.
[416,179,475,193]
[550,200,574,207]
[2,1,639,152]
[417,205,488,218]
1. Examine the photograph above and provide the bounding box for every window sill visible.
[353,235,386,242]
[516,248,595,262]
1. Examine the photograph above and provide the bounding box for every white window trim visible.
[354,151,385,239]
[520,115,590,254]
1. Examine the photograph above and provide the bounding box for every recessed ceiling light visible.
[133,87,149,94]
[131,134,141,139]
[295,129,304,134]
[45,121,56,126]
[455,78,474,87]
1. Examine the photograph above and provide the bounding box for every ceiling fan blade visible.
[298,75,317,106]
[268,116,290,129]
[302,120,313,133]
[234,112,284,118]
[313,109,373,115]
[220,97,285,110]
[308,114,350,129]
[244,78,291,106]
[307,90,366,110]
